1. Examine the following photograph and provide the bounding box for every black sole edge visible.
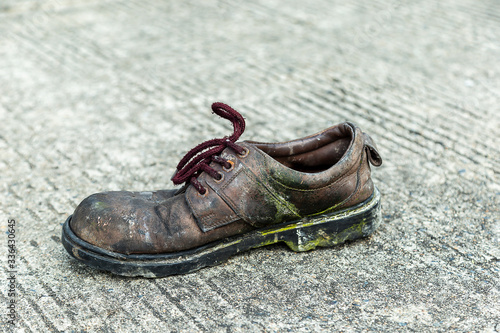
[62,188,381,278]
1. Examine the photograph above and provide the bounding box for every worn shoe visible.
[62,102,383,277]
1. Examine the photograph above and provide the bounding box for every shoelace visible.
[171,102,246,195]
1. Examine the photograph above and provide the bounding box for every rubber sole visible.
[62,188,381,278]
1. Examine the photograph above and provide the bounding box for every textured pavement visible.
[1,0,499,332]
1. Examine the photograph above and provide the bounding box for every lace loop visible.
[171,103,246,194]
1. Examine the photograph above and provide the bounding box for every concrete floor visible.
[1,0,499,331]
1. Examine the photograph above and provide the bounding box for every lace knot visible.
[171,103,246,194]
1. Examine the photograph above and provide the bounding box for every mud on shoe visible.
[62,102,383,277]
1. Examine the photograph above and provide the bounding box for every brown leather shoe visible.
[62,103,383,277]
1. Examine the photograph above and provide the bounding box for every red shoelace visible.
[171,102,246,194]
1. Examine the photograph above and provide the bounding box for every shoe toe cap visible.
[69,191,168,254]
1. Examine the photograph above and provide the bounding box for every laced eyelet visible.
[196,187,209,197]
[213,172,224,183]
[223,160,235,172]
[238,147,249,158]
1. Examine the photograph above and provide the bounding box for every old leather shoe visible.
[62,102,383,277]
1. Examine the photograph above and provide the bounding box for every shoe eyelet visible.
[196,188,209,197]
[223,160,235,172]
[238,147,249,158]
[213,172,224,183]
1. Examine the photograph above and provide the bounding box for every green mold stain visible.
[271,196,300,224]
[260,220,315,236]
[307,201,345,217]
[257,205,375,252]
[92,201,110,210]
[284,218,370,252]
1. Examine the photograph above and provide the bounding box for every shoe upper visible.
[70,122,382,254]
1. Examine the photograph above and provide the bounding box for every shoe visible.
[62,102,383,277]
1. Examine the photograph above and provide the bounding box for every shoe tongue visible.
[173,183,189,196]
[219,146,235,159]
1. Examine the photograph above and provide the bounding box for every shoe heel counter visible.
[354,131,382,205]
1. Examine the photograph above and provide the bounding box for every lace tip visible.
[170,169,178,181]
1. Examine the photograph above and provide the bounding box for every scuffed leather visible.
[70,122,382,254]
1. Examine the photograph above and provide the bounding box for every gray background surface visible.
[1,0,499,332]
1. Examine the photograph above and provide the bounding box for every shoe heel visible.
[282,188,381,252]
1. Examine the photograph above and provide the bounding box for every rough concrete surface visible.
[1,0,499,332]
